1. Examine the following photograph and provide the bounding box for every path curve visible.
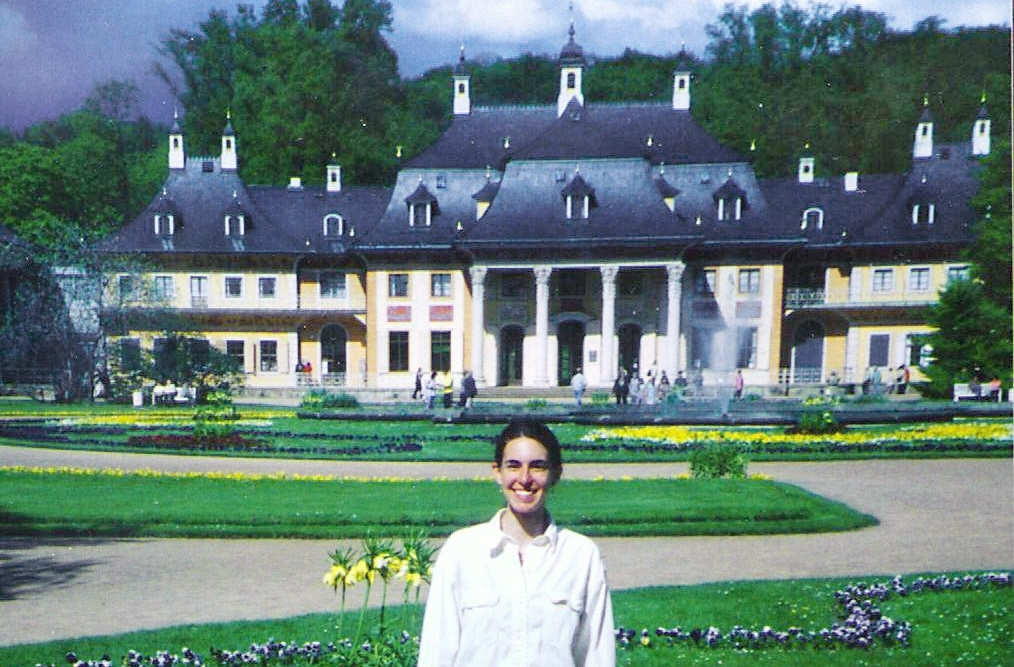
[1,446,1011,646]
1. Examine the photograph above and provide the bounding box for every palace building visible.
[99,25,989,395]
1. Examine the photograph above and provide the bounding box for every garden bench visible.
[952,382,1002,402]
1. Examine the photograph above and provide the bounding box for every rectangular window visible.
[691,329,714,369]
[872,268,894,292]
[431,273,452,297]
[152,276,174,300]
[908,267,931,292]
[320,272,347,299]
[259,340,278,372]
[225,276,243,298]
[738,268,761,294]
[736,327,758,368]
[500,272,527,298]
[389,273,409,298]
[258,276,277,298]
[947,266,970,283]
[694,269,715,295]
[431,331,451,372]
[118,275,135,301]
[869,334,890,367]
[190,276,208,308]
[389,331,409,372]
[226,340,245,370]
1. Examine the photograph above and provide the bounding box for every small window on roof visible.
[225,215,246,236]
[154,214,175,236]
[202,161,214,173]
[801,207,823,230]
[323,214,343,237]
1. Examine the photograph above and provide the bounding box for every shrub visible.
[525,398,548,410]
[590,392,611,405]
[301,390,361,409]
[688,443,748,479]
[795,409,841,435]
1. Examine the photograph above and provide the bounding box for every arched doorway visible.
[557,321,585,386]
[499,325,524,386]
[618,323,642,376]
[321,324,347,379]
[792,321,824,383]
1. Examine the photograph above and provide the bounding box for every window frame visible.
[737,268,761,294]
[259,340,279,373]
[258,276,277,299]
[226,340,245,370]
[388,331,409,372]
[431,273,452,298]
[694,269,716,296]
[224,276,243,299]
[872,268,895,293]
[907,267,931,292]
[430,331,451,372]
[152,275,174,301]
[388,273,409,298]
[319,272,347,299]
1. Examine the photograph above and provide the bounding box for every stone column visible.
[469,266,488,385]
[665,262,686,374]
[600,265,618,385]
[533,265,553,387]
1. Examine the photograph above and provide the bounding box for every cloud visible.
[0,4,39,58]
[394,0,566,44]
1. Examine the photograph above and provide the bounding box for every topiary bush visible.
[688,443,748,479]
[301,390,361,409]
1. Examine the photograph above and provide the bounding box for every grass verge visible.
[1,573,1009,667]
[0,469,875,538]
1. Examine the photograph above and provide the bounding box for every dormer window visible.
[713,176,748,222]
[154,214,175,236]
[225,215,246,236]
[801,207,824,230]
[560,173,596,221]
[911,203,935,225]
[717,196,743,221]
[405,182,439,228]
[323,214,344,237]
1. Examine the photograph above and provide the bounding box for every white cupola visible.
[557,21,586,117]
[326,154,342,193]
[452,45,471,116]
[168,110,185,170]
[798,147,815,184]
[221,111,238,171]
[972,96,991,156]
[672,45,692,111]
[913,99,934,159]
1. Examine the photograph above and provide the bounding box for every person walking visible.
[442,370,455,408]
[425,371,438,410]
[733,369,744,399]
[418,418,615,667]
[412,368,423,400]
[459,371,478,408]
[570,367,587,407]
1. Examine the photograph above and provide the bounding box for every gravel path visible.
[1,446,1011,647]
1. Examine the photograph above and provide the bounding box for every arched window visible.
[323,214,343,237]
[225,215,245,236]
[801,207,824,230]
[911,203,935,225]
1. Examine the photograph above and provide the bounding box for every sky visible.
[1,0,1010,131]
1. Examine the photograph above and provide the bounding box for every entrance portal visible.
[618,323,642,376]
[557,321,585,386]
[499,325,524,386]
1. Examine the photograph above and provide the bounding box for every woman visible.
[418,418,615,667]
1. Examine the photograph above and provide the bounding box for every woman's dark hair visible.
[493,417,563,483]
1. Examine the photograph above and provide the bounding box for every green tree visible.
[923,139,1012,393]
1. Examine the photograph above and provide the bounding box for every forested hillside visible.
[0,0,1009,247]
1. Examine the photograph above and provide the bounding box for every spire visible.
[972,92,991,156]
[168,109,185,170]
[913,97,934,159]
[452,43,472,116]
[556,10,585,117]
[221,110,238,170]
[672,42,692,111]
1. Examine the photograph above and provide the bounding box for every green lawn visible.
[0,469,875,538]
[2,574,1009,667]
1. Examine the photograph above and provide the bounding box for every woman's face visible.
[493,436,555,518]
